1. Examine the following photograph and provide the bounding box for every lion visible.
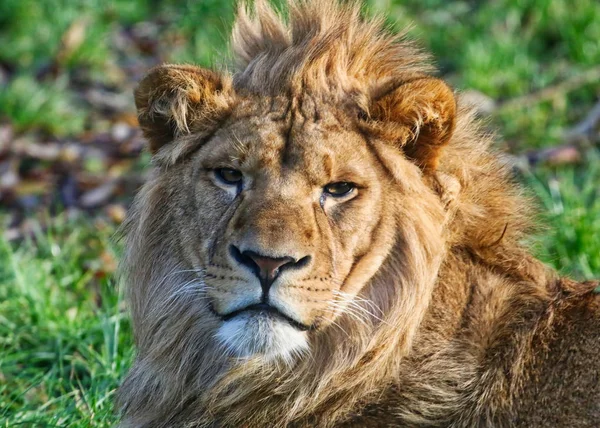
[117,1,600,426]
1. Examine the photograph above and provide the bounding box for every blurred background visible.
[1,0,599,425]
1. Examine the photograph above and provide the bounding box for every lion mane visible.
[117,1,600,427]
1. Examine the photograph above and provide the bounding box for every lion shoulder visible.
[515,284,600,427]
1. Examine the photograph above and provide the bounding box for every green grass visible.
[526,155,600,280]
[0,75,86,135]
[1,0,599,426]
[0,218,132,426]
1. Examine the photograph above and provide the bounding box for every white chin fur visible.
[215,313,309,364]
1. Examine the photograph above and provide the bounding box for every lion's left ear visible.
[134,64,235,155]
[366,78,456,172]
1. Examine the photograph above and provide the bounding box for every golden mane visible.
[231,0,430,100]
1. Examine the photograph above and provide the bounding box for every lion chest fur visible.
[117,1,600,427]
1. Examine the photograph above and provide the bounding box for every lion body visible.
[118,1,600,426]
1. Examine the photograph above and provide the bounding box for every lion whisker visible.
[159,279,214,315]
[325,301,371,329]
[333,290,384,315]
[345,299,388,324]
[327,295,391,327]
[154,268,206,292]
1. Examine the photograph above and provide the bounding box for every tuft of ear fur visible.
[134,64,234,154]
[367,78,456,171]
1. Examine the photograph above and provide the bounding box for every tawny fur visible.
[118,1,600,427]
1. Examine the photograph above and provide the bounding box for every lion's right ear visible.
[134,64,234,154]
[363,77,456,172]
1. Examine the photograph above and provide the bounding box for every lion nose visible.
[230,246,310,295]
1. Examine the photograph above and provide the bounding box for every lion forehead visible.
[212,109,375,184]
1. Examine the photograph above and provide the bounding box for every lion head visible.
[117,1,521,426]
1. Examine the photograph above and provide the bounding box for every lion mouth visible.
[219,303,311,331]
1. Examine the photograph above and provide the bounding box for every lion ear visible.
[368,78,456,172]
[134,64,234,154]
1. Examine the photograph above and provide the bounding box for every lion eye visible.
[215,168,243,185]
[323,182,355,197]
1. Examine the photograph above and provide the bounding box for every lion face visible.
[165,99,396,360]
[129,60,455,363]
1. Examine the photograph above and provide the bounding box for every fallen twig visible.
[498,66,600,112]
[508,99,600,169]
[564,100,600,144]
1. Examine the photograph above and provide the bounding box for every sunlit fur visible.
[118,1,600,427]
